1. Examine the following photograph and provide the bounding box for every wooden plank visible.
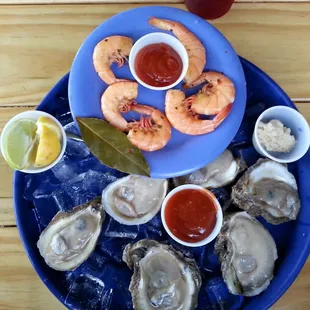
[0,3,310,106]
[0,227,66,309]
[0,198,15,226]
[295,102,310,120]
[1,0,310,4]
[0,226,308,309]
[272,258,310,309]
[211,3,310,102]
[0,156,13,199]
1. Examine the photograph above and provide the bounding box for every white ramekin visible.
[0,110,67,174]
[252,106,310,163]
[161,184,223,248]
[129,32,189,91]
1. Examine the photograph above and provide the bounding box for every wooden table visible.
[0,0,309,309]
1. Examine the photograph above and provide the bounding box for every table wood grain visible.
[1,3,310,107]
[1,0,309,4]
[0,1,309,309]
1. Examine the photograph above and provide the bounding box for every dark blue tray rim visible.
[13,57,310,310]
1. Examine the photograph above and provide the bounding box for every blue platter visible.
[68,6,247,179]
[14,58,310,309]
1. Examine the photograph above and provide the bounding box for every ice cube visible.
[65,139,90,160]
[137,214,164,240]
[52,157,83,183]
[100,265,132,309]
[100,288,114,309]
[32,184,98,228]
[64,264,132,310]
[50,186,79,211]
[64,274,105,310]
[103,217,139,239]
[200,241,221,274]
[168,239,197,259]
[204,277,244,310]
[210,188,232,212]
[63,170,113,200]
[81,170,118,194]
[63,121,80,136]
[141,223,163,239]
[31,208,44,233]
[23,170,57,201]
[147,214,162,228]
[238,146,261,167]
[97,237,131,264]
[56,110,73,126]
[33,194,62,227]
[63,120,90,160]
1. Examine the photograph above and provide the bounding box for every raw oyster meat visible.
[232,158,300,224]
[215,212,277,297]
[102,175,168,225]
[123,239,201,310]
[174,149,246,188]
[37,197,104,271]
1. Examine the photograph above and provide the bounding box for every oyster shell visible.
[215,212,277,297]
[123,239,201,310]
[37,197,104,271]
[174,149,246,188]
[232,158,300,224]
[102,175,168,225]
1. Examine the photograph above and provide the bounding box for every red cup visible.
[185,0,234,20]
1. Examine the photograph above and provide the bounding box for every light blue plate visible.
[69,6,246,178]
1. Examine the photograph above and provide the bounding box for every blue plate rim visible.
[68,5,247,179]
[13,58,310,310]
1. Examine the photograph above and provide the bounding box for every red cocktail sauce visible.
[165,189,217,243]
[134,43,182,87]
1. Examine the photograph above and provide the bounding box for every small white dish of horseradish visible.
[253,106,310,163]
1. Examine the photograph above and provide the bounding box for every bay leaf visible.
[77,117,150,176]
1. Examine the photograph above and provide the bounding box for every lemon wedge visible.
[3,119,37,170]
[34,116,62,167]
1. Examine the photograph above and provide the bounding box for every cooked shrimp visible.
[127,104,171,151]
[101,81,138,132]
[165,89,232,135]
[101,83,171,151]
[93,36,133,85]
[184,71,235,115]
[148,17,206,87]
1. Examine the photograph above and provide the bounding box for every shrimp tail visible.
[183,72,209,89]
[148,17,174,31]
[114,56,124,67]
[128,104,154,130]
[213,103,232,128]
[120,99,136,112]
[184,95,197,115]
[130,104,153,115]
[138,116,153,129]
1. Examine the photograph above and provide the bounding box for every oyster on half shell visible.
[37,197,104,271]
[215,212,277,297]
[232,159,300,224]
[123,239,201,310]
[102,175,168,225]
[174,149,246,188]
